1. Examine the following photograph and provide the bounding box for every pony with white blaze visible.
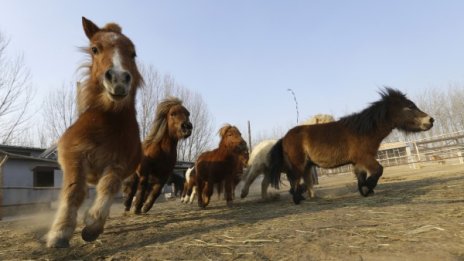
[240,114,334,200]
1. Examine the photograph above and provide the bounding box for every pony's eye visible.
[132,52,137,59]
[91,47,99,54]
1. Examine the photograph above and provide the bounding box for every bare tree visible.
[137,64,214,162]
[40,82,78,146]
[0,32,34,145]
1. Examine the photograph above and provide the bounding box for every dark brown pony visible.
[123,97,192,214]
[46,17,143,248]
[269,88,434,204]
[196,125,248,208]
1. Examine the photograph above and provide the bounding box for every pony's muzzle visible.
[181,121,193,137]
[420,115,434,130]
[104,68,132,99]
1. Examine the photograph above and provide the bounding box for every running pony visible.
[196,125,248,208]
[123,97,192,214]
[240,114,334,200]
[269,88,434,204]
[47,17,143,247]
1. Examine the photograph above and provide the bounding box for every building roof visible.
[0,150,58,164]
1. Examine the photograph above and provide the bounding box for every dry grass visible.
[0,164,463,260]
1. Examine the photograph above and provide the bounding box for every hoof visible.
[292,194,305,204]
[359,186,374,197]
[81,226,103,242]
[198,202,206,209]
[132,208,142,215]
[240,191,248,199]
[46,237,70,248]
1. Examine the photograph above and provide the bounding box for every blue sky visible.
[1,1,464,140]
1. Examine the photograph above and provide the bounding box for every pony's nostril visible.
[430,117,434,124]
[105,70,113,82]
[123,72,131,84]
[182,122,193,130]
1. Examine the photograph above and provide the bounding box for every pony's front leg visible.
[141,180,165,213]
[188,186,196,204]
[46,168,87,248]
[354,161,383,197]
[132,175,149,214]
[224,178,234,208]
[81,172,121,242]
[201,181,214,208]
[122,174,138,212]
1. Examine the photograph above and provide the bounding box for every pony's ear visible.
[82,17,100,39]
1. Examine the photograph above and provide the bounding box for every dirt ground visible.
[0,164,463,261]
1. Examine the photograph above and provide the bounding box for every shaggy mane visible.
[144,97,183,148]
[339,87,406,135]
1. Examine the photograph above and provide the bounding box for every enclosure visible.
[0,163,462,260]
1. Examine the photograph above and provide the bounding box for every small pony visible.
[195,125,248,208]
[123,97,192,214]
[182,148,248,204]
[240,115,334,200]
[165,171,186,198]
[180,167,196,204]
[269,88,434,204]
[47,17,143,248]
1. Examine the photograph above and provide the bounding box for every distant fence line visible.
[319,131,464,175]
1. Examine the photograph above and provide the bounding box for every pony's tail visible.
[269,138,284,189]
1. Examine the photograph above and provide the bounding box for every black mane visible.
[339,87,406,135]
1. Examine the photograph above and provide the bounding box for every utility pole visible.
[287,88,299,124]
[247,120,252,153]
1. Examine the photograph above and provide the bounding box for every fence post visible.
[458,151,464,164]
[0,155,9,220]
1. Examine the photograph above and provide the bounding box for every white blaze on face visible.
[112,49,124,72]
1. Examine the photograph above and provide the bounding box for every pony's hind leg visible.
[302,166,316,199]
[81,172,121,242]
[47,166,86,248]
[240,164,259,199]
[287,174,305,204]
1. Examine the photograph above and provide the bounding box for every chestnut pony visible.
[196,125,248,208]
[269,88,434,204]
[123,97,192,214]
[47,17,143,248]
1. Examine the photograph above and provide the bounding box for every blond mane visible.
[144,97,183,148]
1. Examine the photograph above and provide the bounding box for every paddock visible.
[0,164,462,260]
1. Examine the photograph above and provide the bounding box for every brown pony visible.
[269,88,434,204]
[196,125,248,208]
[46,17,143,248]
[123,97,192,214]
[181,148,247,204]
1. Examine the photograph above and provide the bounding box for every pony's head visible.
[218,125,248,154]
[81,17,142,110]
[144,97,192,147]
[381,88,434,132]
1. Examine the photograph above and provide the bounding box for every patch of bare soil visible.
[0,164,463,260]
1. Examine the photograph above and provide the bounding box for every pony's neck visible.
[78,80,136,113]
[371,121,396,146]
[159,131,179,154]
